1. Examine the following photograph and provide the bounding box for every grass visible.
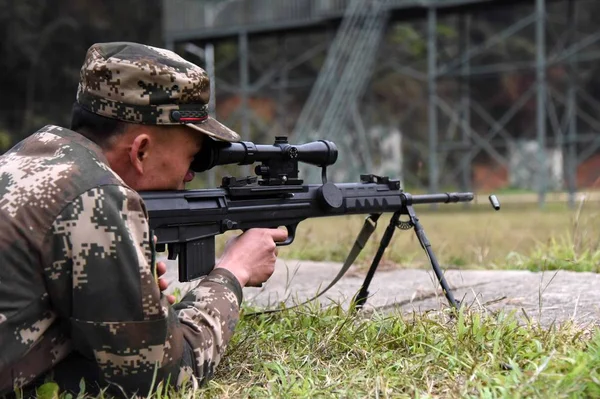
[36,195,600,398]
[196,305,600,398]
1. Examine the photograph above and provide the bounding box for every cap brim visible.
[186,117,241,142]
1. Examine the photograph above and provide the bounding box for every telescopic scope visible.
[191,136,338,172]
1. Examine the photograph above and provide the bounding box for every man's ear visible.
[130,133,152,175]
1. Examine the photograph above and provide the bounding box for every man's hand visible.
[154,235,176,305]
[215,228,288,287]
[156,261,176,304]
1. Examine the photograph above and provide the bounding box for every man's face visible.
[123,125,205,191]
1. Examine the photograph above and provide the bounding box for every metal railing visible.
[163,0,494,40]
[163,0,349,39]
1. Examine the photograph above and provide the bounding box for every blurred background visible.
[2,0,600,208]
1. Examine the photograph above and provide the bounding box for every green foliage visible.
[36,382,60,399]
[390,25,427,57]
[0,129,13,151]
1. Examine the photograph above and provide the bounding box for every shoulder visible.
[62,184,147,223]
[1,125,125,193]
[0,125,135,242]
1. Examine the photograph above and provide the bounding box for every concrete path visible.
[161,257,600,328]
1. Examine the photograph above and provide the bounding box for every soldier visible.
[0,42,287,397]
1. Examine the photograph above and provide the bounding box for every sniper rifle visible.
[141,136,500,310]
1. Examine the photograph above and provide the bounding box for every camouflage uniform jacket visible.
[0,125,242,396]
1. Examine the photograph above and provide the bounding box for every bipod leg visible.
[406,205,460,310]
[353,210,403,312]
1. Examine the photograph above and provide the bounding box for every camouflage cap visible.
[76,41,240,142]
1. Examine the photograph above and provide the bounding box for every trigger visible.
[167,243,179,260]
[277,225,296,246]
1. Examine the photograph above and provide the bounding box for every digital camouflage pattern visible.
[0,125,243,396]
[77,41,241,143]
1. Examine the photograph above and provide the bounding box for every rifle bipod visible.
[244,196,489,317]
[351,205,459,312]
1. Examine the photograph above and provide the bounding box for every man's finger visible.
[270,227,289,242]
[156,261,167,277]
[158,278,169,291]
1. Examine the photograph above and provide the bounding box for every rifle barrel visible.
[406,192,474,204]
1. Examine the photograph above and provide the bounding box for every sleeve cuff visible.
[205,268,244,306]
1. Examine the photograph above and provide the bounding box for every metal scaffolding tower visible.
[163,0,600,207]
[291,0,389,182]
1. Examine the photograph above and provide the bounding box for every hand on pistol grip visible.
[217,227,289,288]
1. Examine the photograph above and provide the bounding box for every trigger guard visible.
[276,225,296,246]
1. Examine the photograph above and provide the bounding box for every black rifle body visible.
[142,180,473,282]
